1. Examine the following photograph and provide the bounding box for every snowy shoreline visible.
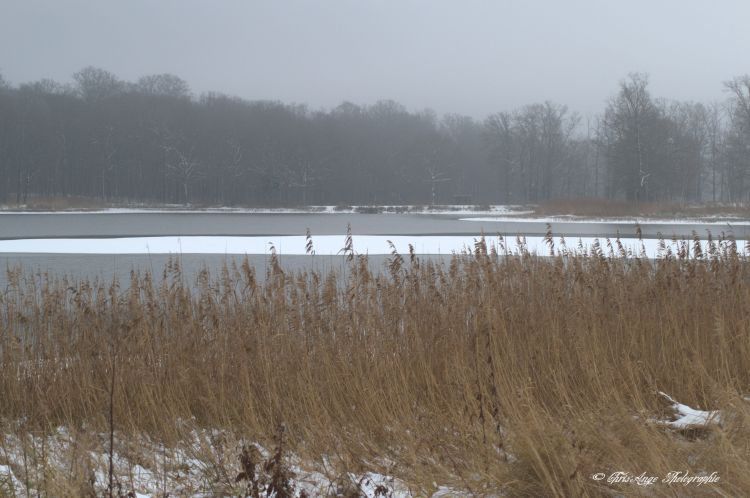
[0,204,523,216]
[0,204,747,225]
[460,216,750,225]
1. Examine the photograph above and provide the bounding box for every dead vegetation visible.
[2,238,750,496]
[0,195,109,211]
[533,198,750,219]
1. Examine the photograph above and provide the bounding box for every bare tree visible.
[136,74,191,99]
[725,76,750,125]
[91,125,119,200]
[484,112,517,202]
[154,127,203,204]
[73,66,123,102]
[724,76,750,201]
[702,103,725,202]
[603,73,664,201]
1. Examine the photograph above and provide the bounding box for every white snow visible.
[657,392,722,429]
[0,235,471,255]
[0,463,24,492]
[0,234,744,259]
[2,204,748,224]
[0,426,465,497]
[0,204,524,216]
[461,216,750,225]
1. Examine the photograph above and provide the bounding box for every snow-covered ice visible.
[0,234,744,258]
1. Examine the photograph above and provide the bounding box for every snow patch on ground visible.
[461,216,750,225]
[657,392,722,429]
[0,427,465,497]
[0,205,525,216]
[0,463,25,493]
[3,204,748,223]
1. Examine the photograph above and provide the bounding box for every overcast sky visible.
[1,0,748,118]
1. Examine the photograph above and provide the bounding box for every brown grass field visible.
[2,239,750,497]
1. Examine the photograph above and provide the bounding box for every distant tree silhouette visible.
[0,67,743,206]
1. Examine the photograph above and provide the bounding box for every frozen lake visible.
[1,211,748,239]
[0,211,748,286]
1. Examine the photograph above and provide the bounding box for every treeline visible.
[0,67,749,206]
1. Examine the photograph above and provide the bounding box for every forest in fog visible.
[0,67,749,206]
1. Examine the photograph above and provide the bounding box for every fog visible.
[1,0,748,117]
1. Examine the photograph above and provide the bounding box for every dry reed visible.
[1,238,750,496]
[533,198,750,219]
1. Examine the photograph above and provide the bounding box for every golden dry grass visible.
[2,244,750,496]
[533,198,750,219]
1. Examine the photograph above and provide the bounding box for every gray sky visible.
[1,0,748,118]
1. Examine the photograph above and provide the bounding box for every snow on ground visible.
[0,205,525,216]
[3,204,749,223]
[0,464,25,493]
[0,234,744,258]
[657,392,722,429]
[0,427,466,497]
[460,216,750,225]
